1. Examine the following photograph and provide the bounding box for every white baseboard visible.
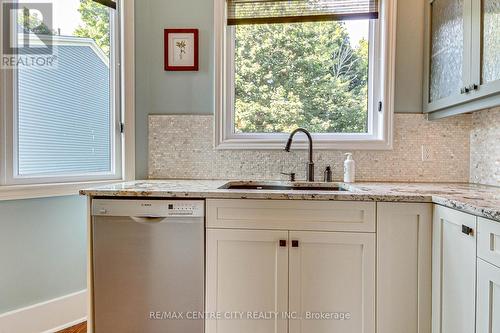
[0,290,87,333]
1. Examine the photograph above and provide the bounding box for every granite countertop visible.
[80,180,500,222]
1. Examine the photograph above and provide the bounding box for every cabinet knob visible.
[462,225,473,236]
[470,84,479,91]
[292,240,299,248]
[279,240,287,247]
[461,86,471,94]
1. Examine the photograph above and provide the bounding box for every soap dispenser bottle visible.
[343,153,355,183]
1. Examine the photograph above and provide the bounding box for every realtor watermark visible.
[149,311,352,321]
[1,1,58,69]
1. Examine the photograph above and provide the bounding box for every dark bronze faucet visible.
[284,128,315,182]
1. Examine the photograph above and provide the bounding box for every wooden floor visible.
[56,322,87,333]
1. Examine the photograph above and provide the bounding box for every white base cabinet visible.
[205,229,288,333]
[476,259,500,333]
[377,203,432,333]
[432,206,500,333]
[206,229,375,333]
[477,216,500,333]
[432,205,477,333]
[206,200,433,333]
[288,231,375,333]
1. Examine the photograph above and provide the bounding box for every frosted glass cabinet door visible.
[429,0,468,104]
[481,0,500,84]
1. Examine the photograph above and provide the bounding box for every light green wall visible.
[394,0,425,113]
[134,0,427,178]
[135,0,214,178]
[0,195,87,313]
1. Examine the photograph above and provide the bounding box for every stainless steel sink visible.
[219,181,350,192]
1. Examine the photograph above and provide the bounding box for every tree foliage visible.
[234,21,369,134]
[74,0,110,56]
[18,7,54,35]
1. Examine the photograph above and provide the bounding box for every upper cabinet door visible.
[288,231,375,333]
[471,0,500,97]
[425,0,500,118]
[426,0,473,111]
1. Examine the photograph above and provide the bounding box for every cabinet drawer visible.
[206,199,376,232]
[478,217,500,268]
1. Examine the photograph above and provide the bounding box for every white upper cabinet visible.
[427,0,470,107]
[424,0,500,118]
[432,205,477,333]
[471,0,500,100]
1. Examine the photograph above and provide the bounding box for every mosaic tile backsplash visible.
[149,113,472,182]
[470,107,500,186]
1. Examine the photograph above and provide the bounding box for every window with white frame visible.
[215,0,395,149]
[1,0,123,185]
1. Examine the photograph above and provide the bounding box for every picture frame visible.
[164,29,199,71]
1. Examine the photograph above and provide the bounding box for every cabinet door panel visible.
[377,203,432,333]
[289,231,375,333]
[432,205,477,333]
[205,229,288,333]
[481,0,500,85]
[477,259,500,333]
[429,0,468,103]
[470,0,500,100]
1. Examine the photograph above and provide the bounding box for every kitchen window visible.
[215,0,396,149]
[0,0,133,189]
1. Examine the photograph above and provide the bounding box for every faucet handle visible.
[280,172,296,182]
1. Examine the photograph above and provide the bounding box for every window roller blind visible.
[92,0,116,9]
[227,0,379,25]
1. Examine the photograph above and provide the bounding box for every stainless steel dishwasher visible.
[91,199,205,333]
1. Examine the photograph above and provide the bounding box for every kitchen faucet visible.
[284,128,315,182]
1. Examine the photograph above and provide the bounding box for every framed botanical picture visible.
[164,29,199,71]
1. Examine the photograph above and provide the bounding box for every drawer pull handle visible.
[462,225,473,236]
[292,240,299,248]
[279,240,287,247]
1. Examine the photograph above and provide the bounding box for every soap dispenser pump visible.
[343,153,355,183]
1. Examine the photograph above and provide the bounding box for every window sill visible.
[215,137,394,150]
[0,180,125,201]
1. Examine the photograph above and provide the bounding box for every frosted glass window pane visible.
[16,0,114,177]
[429,0,464,102]
[482,0,500,84]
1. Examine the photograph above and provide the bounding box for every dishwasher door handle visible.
[130,216,167,224]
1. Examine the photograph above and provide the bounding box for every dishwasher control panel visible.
[92,199,205,218]
[167,202,202,216]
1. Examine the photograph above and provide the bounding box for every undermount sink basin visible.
[219,181,350,192]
